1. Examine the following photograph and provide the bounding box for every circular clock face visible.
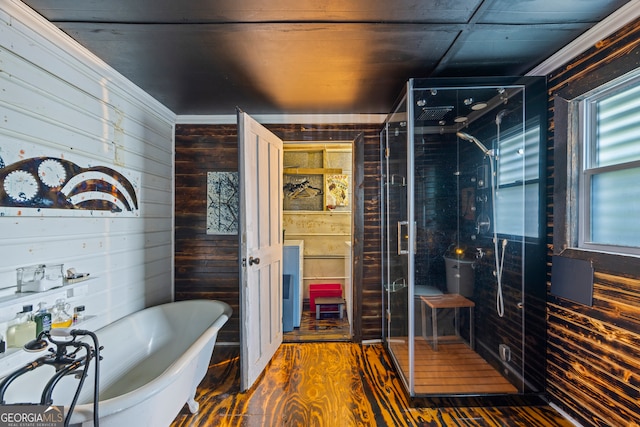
[3,170,39,202]
[38,159,67,187]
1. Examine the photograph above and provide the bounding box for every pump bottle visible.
[6,305,36,348]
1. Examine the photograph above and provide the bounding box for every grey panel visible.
[479,0,629,23]
[446,25,591,75]
[283,274,294,332]
[551,256,594,306]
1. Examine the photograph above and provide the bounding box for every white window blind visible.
[495,123,540,237]
[581,74,640,250]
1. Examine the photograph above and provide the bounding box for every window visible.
[575,69,640,255]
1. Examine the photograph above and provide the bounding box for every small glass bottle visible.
[51,299,72,329]
[34,302,52,336]
[73,305,85,325]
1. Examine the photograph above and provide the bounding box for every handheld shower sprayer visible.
[0,328,102,427]
[457,129,506,318]
[495,109,507,125]
[456,131,494,157]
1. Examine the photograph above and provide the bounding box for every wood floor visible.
[170,342,573,427]
[389,338,518,395]
[283,310,351,342]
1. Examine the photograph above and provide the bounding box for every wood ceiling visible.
[21,0,631,115]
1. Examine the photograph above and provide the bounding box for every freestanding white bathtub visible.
[2,299,232,426]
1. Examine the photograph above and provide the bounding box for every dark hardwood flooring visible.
[283,310,351,342]
[170,342,573,426]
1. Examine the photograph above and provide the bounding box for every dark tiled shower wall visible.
[413,135,459,291]
[412,132,547,394]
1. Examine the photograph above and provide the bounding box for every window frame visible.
[574,70,640,256]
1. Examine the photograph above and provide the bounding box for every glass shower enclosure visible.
[381,77,547,400]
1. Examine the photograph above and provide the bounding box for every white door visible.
[238,110,284,391]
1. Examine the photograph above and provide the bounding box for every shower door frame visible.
[381,80,418,395]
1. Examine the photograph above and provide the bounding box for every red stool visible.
[309,283,342,313]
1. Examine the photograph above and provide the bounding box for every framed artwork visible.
[0,148,140,217]
[283,175,323,211]
[207,171,239,234]
[326,174,349,209]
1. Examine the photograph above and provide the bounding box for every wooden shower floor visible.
[389,337,518,395]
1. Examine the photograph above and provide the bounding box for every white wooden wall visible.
[0,1,175,375]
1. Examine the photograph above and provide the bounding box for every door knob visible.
[249,256,260,266]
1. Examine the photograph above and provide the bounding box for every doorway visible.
[281,141,353,342]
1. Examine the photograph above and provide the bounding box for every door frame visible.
[350,133,365,342]
[280,136,364,342]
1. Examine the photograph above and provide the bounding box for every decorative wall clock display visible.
[0,156,140,216]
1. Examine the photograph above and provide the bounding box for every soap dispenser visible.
[7,305,36,348]
[35,302,52,335]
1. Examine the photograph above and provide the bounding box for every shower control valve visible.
[499,344,511,362]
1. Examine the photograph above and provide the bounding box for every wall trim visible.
[527,0,640,76]
[176,113,387,125]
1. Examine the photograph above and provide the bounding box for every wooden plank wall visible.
[174,125,240,342]
[174,123,383,343]
[360,126,384,340]
[546,19,640,426]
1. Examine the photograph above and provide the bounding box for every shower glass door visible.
[382,87,414,391]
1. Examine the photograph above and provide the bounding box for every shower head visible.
[456,131,493,157]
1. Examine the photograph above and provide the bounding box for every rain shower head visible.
[456,131,493,157]
[418,105,453,121]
